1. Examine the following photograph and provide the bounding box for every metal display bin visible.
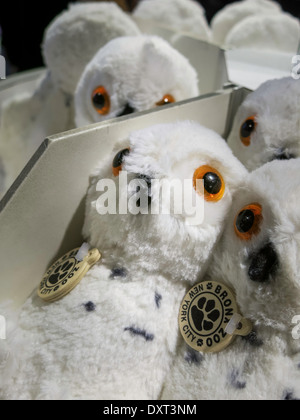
[0,69,46,118]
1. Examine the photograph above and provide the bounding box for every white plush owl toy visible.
[75,35,199,127]
[227,77,300,171]
[0,121,247,400]
[0,2,141,198]
[211,0,300,52]
[161,158,300,400]
[211,0,281,45]
[133,0,211,41]
[43,2,141,97]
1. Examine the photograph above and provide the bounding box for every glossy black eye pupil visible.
[113,148,130,169]
[203,172,222,195]
[93,93,105,109]
[236,209,255,233]
[240,119,255,138]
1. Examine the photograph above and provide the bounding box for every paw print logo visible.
[191,296,221,334]
[44,256,79,292]
[48,260,75,285]
[179,281,238,353]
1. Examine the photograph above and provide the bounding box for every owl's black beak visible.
[117,103,135,117]
[273,149,295,161]
[248,242,279,283]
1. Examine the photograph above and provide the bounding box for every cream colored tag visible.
[178,280,252,353]
[38,247,101,303]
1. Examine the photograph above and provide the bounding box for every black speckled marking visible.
[110,267,127,279]
[64,93,73,108]
[184,348,204,365]
[242,330,264,347]
[124,326,154,342]
[283,390,299,400]
[229,369,246,390]
[84,301,96,312]
[155,292,162,308]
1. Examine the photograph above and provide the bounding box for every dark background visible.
[0,0,299,74]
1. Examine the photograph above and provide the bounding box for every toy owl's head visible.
[210,159,300,331]
[82,121,247,284]
[74,35,199,127]
[227,77,300,171]
[211,0,281,45]
[133,0,211,41]
[42,2,140,95]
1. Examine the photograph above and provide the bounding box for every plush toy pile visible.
[133,0,300,53]
[0,2,199,199]
[0,121,247,399]
[1,0,300,401]
[0,2,141,198]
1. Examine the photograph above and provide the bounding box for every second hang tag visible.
[38,246,101,303]
[178,280,252,353]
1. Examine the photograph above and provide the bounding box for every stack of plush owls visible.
[1,0,300,401]
[1,0,299,197]
[134,0,300,52]
[0,1,200,198]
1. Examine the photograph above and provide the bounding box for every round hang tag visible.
[38,247,101,303]
[178,280,252,353]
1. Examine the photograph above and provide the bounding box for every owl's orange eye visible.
[156,94,175,106]
[92,86,110,115]
[234,203,263,240]
[240,115,257,146]
[112,148,130,177]
[193,165,225,202]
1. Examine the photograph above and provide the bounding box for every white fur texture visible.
[133,0,211,41]
[162,158,300,400]
[225,13,300,52]
[211,0,281,45]
[75,35,199,127]
[0,121,247,400]
[227,77,300,171]
[43,2,140,95]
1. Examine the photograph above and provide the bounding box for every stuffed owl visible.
[227,77,300,172]
[42,2,141,97]
[225,13,300,53]
[161,158,300,400]
[211,0,281,45]
[133,0,211,41]
[0,121,247,400]
[74,35,199,127]
[211,0,299,53]
[0,2,141,198]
